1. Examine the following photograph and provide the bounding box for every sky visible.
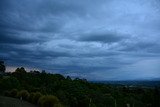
[0,0,160,80]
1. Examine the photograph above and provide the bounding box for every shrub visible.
[17,90,29,100]
[32,92,42,104]
[9,89,18,97]
[28,92,35,103]
[38,95,60,107]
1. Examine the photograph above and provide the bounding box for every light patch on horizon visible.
[6,66,40,73]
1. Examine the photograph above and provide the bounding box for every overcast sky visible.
[0,0,160,80]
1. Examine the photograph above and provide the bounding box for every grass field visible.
[0,96,36,107]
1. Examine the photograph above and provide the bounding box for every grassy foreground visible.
[0,96,36,107]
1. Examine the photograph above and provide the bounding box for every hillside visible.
[0,96,36,107]
[0,67,160,107]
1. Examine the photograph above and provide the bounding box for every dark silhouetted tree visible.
[15,67,26,73]
[0,61,5,73]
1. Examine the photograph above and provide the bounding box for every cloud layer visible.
[1,0,160,80]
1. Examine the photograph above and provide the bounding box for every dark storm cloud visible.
[0,43,72,60]
[0,30,43,44]
[120,38,160,55]
[78,32,127,43]
[0,0,69,35]
[1,0,160,80]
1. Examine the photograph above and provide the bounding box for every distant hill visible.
[92,80,160,87]
[0,96,36,107]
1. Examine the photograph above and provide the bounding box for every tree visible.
[32,92,42,104]
[17,90,30,100]
[153,87,160,107]
[13,67,27,79]
[0,77,20,90]
[66,76,72,81]
[38,95,61,107]
[9,89,18,98]
[15,67,26,73]
[0,61,5,73]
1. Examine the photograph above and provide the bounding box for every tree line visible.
[0,62,160,107]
